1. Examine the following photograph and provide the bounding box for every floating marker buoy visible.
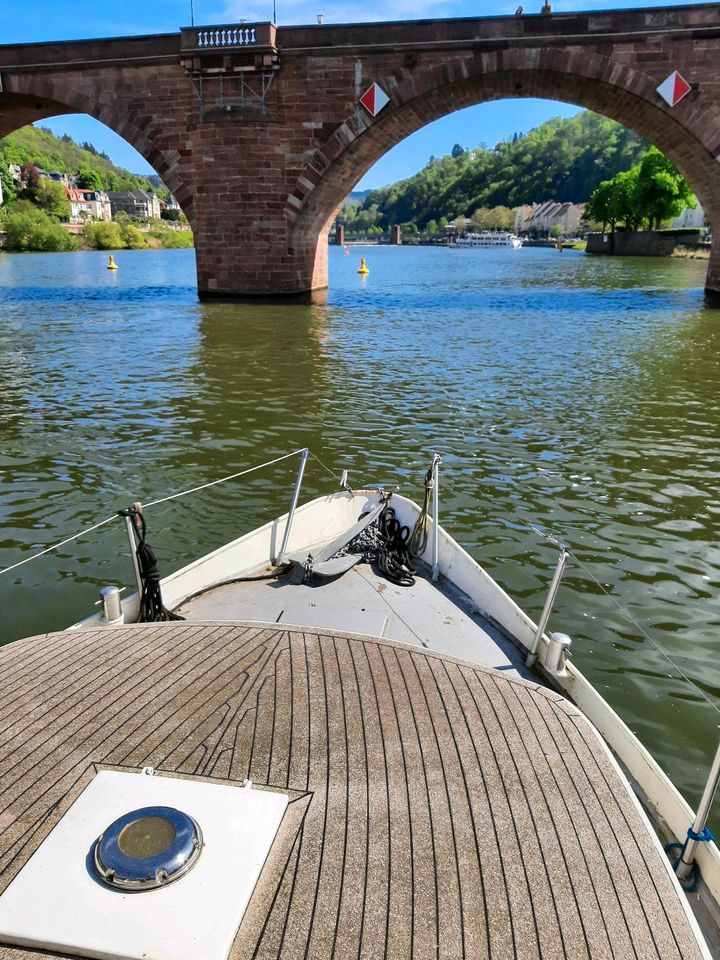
[107,255,118,270]
[358,257,369,275]
[344,246,350,255]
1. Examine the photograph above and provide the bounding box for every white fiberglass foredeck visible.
[176,562,532,678]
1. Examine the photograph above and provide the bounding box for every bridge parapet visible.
[180,23,276,52]
[180,22,277,77]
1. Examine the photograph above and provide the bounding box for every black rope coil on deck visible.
[376,506,416,586]
[119,507,184,623]
[340,502,417,587]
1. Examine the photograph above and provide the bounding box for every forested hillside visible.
[0,126,155,200]
[349,112,647,232]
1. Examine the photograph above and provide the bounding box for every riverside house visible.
[107,189,161,221]
[515,201,585,238]
[79,189,112,221]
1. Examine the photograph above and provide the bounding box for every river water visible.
[1,245,719,816]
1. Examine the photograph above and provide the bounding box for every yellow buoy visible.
[357,257,369,275]
[107,255,118,270]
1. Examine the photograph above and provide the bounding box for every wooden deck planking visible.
[0,622,707,960]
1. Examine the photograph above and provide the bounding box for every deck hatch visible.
[94,805,203,890]
[0,770,288,960]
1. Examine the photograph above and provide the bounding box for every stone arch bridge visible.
[1,4,720,299]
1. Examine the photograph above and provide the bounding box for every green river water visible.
[1,245,719,819]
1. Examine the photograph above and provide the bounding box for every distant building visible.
[8,164,22,185]
[78,189,112,221]
[65,187,92,223]
[107,189,161,221]
[671,202,707,229]
[514,205,534,234]
[41,170,74,187]
[516,201,585,237]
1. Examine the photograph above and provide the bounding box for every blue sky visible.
[3,0,704,189]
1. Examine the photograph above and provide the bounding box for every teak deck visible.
[0,622,707,959]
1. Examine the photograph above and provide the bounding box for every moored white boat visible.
[0,448,718,960]
[452,230,522,248]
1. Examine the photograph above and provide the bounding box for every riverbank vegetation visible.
[585,147,695,234]
[0,202,76,252]
[344,112,647,235]
[0,204,193,253]
[82,220,193,250]
[0,126,194,253]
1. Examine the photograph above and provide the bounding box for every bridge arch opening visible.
[0,91,194,226]
[290,52,720,297]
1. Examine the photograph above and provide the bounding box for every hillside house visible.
[65,187,92,222]
[79,189,112,221]
[107,189,161,221]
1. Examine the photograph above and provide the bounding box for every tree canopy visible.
[586,147,694,232]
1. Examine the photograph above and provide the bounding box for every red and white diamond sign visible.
[359,83,390,117]
[656,71,692,107]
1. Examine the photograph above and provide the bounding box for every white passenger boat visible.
[453,230,522,248]
[0,447,718,960]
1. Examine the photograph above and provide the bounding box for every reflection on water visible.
[1,245,719,818]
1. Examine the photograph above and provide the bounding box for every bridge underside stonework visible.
[2,5,720,299]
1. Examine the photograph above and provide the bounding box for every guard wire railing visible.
[0,447,324,579]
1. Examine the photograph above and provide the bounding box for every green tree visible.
[83,220,124,249]
[76,164,104,190]
[0,202,75,251]
[34,180,70,220]
[635,147,694,229]
[426,219,438,235]
[585,180,618,234]
[610,167,642,231]
[120,223,148,248]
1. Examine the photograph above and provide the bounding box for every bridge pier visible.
[705,236,720,307]
[192,206,329,299]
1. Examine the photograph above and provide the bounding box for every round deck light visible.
[93,805,203,890]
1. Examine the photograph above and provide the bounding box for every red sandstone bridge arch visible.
[289,48,720,295]
[1,6,720,298]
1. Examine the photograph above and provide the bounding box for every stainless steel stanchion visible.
[431,454,442,581]
[275,448,309,565]
[676,738,720,881]
[526,547,568,668]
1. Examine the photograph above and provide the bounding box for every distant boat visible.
[452,230,522,248]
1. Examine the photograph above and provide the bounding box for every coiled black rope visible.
[376,507,416,586]
[339,502,416,587]
[119,507,184,623]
